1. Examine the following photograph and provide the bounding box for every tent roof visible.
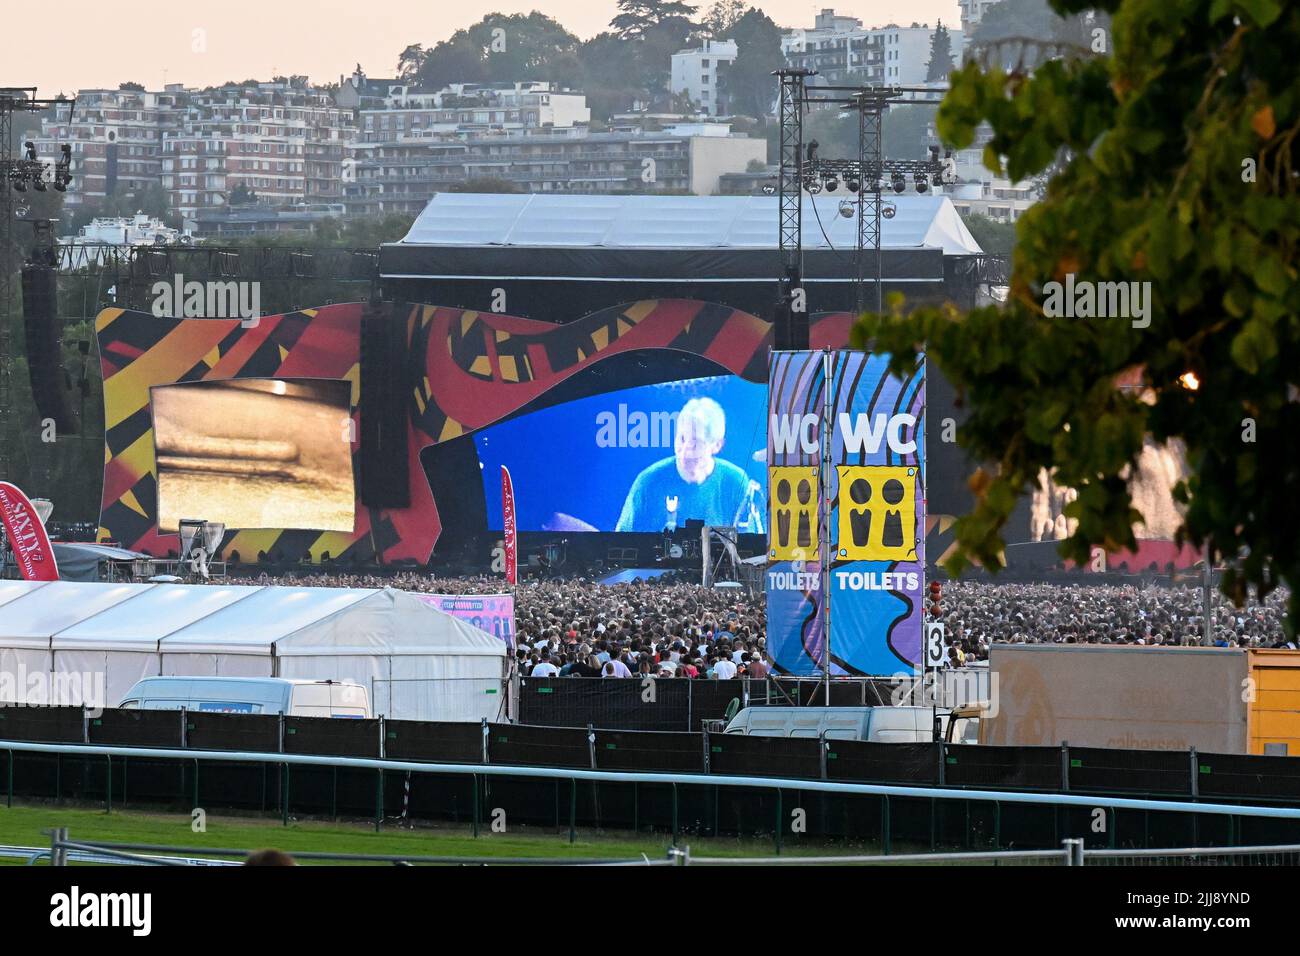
[394,192,982,256]
[52,584,263,651]
[0,581,156,647]
[0,581,506,658]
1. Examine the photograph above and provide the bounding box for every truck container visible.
[982,644,1300,756]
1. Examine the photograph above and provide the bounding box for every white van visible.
[723,705,976,744]
[119,677,371,718]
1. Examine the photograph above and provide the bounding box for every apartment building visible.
[945,128,1039,223]
[782,9,963,86]
[959,0,1005,38]
[357,81,590,142]
[343,127,766,216]
[34,81,355,221]
[162,82,353,219]
[32,87,183,211]
[670,40,739,116]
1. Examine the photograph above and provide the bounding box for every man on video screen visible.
[615,397,757,532]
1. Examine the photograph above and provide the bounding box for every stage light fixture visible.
[891,174,906,193]
[838,199,855,218]
[33,176,45,192]
[846,179,860,193]
[806,179,822,194]
[824,177,838,192]
[882,203,897,219]
[915,176,929,193]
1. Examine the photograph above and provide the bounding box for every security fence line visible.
[4,706,1297,808]
[5,738,1300,855]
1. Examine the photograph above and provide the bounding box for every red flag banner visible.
[501,466,518,586]
[0,482,59,582]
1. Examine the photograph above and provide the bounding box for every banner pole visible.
[822,349,833,703]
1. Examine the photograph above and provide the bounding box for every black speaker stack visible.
[20,264,76,434]
[358,301,411,508]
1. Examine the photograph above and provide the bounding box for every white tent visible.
[0,581,507,721]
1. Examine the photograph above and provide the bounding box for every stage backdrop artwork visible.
[765,350,827,676]
[96,303,868,564]
[765,350,926,677]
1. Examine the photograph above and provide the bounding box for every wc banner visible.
[765,350,827,675]
[827,351,926,675]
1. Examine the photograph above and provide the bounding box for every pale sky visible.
[9,0,966,95]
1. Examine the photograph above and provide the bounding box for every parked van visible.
[723,705,977,744]
[119,677,371,718]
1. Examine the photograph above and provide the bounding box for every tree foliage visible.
[414,13,581,89]
[610,0,700,41]
[853,1,1300,628]
[925,21,955,82]
[721,9,783,117]
[701,0,747,38]
[960,212,1018,257]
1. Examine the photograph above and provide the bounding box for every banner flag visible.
[411,593,516,649]
[501,466,518,586]
[765,350,827,676]
[827,352,926,676]
[0,482,59,582]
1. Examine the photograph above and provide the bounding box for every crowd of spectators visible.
[939,580,1294,666]
[230,571,768,679]
[229,571,1295,675]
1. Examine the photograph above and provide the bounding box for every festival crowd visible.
[228,571,1295,676]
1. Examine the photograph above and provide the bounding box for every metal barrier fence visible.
[5,737,1300,853]
[516,674,990,731]
[3,706,1300,805]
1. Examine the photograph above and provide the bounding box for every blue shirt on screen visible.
[615,458,751,532]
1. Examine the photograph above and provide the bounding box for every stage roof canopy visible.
[394,192,982,256]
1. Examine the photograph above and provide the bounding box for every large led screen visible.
[151,378,355,533]
[474,375,767,533]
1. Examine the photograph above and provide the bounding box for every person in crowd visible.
[531,650,559,677]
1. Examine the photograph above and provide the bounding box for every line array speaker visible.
[20,264,76,434]
[359,302,410,508]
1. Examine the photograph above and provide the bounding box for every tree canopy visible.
[925,22,955,82]
[610,0,700,41]
[721,9,783,117]
[854,0,1300,628]
[413,13,581,89]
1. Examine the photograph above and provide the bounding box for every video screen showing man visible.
[615,397,758,532]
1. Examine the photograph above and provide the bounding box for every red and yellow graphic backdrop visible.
[96,300,861,562]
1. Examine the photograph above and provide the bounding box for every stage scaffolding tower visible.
[0,88,73,479]
[771,73,953,345]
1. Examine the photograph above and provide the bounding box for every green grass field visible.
[0,800,872,864]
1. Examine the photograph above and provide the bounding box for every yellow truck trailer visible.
[982,643,1300,756]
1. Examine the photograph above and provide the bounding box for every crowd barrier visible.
[2,705,1299,804]
[5,730,1300,853]
[515,674,989,731]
